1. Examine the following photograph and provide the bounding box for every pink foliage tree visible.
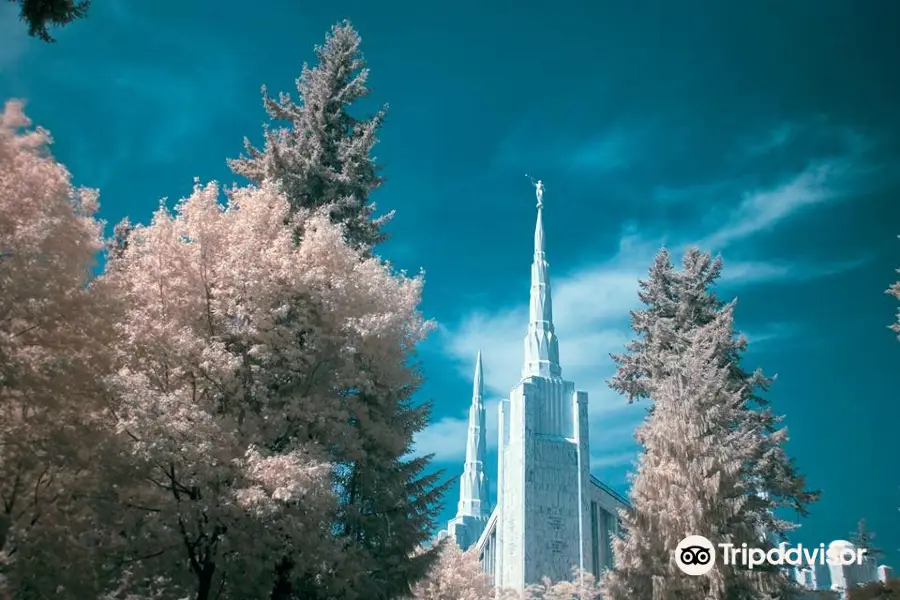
[517,569,605,600]
[102,180,430,599]
[410,543,493,600]
[0,100,120,597]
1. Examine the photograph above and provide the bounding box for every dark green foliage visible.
[231,21,446,599]
[268,384,450,600]
[229,21,388,252]
[849,579,900,600]
[8,0,89,42]
[851,519,884,563]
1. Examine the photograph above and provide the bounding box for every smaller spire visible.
[457,352,489,520]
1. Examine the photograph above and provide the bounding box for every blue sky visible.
[2,0,899,567]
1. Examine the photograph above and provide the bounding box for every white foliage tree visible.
[229,20,388,250]
[0,100,124,598]
[605,248,816,599]
[102,180,431,600]
[230,24,447,599]
[520,569,604,600]
[410,543,493,600]
[605,306,794,599]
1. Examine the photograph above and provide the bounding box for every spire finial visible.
[526,174,544,209]
[522,175,560,379]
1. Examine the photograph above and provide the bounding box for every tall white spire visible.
[457,351,489,519]
[523,180,561,379]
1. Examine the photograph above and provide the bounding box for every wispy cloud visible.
[493,121,650,175]
[567,126,651,174]
[590,451,638,470]
[742,123,795,156]
[41,55,243,190]
[413,397,501,463]
[701,159,855,249]
[653,179,740,204]
[720,258,868,285]
[742,322,803,347]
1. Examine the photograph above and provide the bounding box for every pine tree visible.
[604,307,796,600]
[851,519,884,564]
[230,23,445,599]
[282,386,450,600]
[610,248,816,515]
[332,391,450,600]
[229,21,389,251]
[605,248,818,599]
[7,0,90,42]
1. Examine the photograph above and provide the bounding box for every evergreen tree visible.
[281,386,450,600]
[230,23,446,598]
[7,0,89,42]
[609,248,816,516]
[605,248,818,599]
[229,21,389,251]
[851,519,884,564]
[332,391,449,600]
[604,307,796,600]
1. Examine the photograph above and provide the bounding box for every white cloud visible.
[702,159,850,249]
[590,451,638,470]
[412,398,501,463]
[567,126,650,174]
[742,323,801,346]
[720,258,867,285]
[421,238,656,469]
[653,179,739,204]
[742,123,794,156]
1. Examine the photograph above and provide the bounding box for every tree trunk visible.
[196,562,216,600]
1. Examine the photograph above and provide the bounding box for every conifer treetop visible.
[603,248,818,600]
[229,20,389,251]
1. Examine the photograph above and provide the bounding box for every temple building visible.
[437,181,629,591]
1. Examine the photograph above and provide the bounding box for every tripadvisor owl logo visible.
[675,535,716,576]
